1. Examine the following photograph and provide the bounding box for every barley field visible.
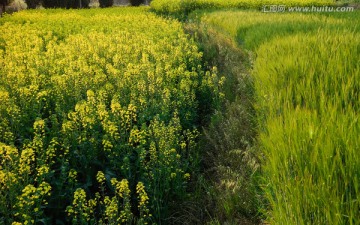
[195,9,360,225]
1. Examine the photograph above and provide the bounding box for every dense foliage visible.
[0,8,222,224]
[197,10,360,224]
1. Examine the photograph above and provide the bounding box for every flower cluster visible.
[136,182,151,224]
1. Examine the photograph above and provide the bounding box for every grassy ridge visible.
[185,21,261,224]
[0,8,222,224]
[192,10,360,224]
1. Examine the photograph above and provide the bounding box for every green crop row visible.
[195,10,360,224]
[0,8,223,224]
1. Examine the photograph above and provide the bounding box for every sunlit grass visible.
[194,9,360,224]
[254,30,360,224]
